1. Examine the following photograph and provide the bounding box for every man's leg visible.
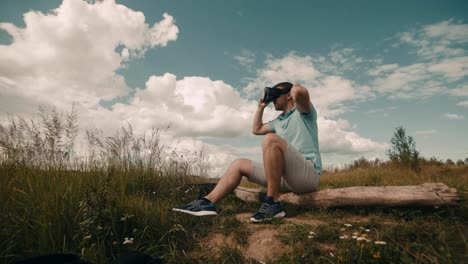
[205,158,252,203]
[262,133,288,201]
[250,134,288,223]
[173,158,252,216]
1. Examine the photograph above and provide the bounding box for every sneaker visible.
[172,198,217,216]
[250,201,286,223]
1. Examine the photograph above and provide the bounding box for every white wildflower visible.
[365,229,371,232]
[309,231,316,235]
[356,237,366,241]
[123,237,134,245]
[329,252,335,257]
[353,232,359,236]
[374,241,387,245]
[344,223,352,227]
[352,235,358,239]
[308,235,314,239]
[339,235,349,239]
[340,228,346,231]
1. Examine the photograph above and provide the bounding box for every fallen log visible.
[233,183,460,208]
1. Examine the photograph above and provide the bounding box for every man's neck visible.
[282,102,295,115]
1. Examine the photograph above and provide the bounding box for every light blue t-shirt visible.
[267,103,322,176]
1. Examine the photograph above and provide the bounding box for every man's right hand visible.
[258,96,268,108]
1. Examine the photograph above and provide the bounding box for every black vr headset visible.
[261,85,292,104]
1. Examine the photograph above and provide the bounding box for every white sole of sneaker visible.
[250,211,286,223]
[172,208,218,216]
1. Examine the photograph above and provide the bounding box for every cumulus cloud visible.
[443,113,464,120]
[115,73,254,138]
[318,117,388,154]
[0,0,178,113]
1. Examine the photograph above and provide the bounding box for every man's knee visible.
[231,158,252,177]
[262,133,286,152]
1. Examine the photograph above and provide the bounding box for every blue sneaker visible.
[250,201,286,223]
[172,198,217,216]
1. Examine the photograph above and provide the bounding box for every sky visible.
[0,0,467,176]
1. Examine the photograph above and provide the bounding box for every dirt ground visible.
[193,212,398,262]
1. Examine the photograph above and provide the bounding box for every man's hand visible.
[253,96,273,135]
[258,96,268,109]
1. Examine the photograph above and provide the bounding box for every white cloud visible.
[368,20,468,100]
[443,113,465,120]
[242,53,322,97]
[234,49,256,70]
[318,117,388,154]
[242,53,374,116]
[449,85,468,97]
[415,129,437,136]
[0,0,178,113]
[399,19,468,60]
[457,101,468,107]
[113,73,254,138]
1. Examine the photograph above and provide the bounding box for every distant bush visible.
[386,126,420,172]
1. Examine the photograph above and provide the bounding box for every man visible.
[173,82,322,222]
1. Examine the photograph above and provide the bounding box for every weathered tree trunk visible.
[233,183,460,208]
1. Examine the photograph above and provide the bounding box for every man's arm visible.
[252,99,274,135]
[291,83,311,113]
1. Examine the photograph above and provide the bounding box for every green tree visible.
[386,126,420,171]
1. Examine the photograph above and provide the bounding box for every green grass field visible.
[1,161,466,263]
[0,112,466,263]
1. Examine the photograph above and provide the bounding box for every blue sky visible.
[0,0,467,174]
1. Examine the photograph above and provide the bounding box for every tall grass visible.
[0,107,212,263]
[1,107,467,263]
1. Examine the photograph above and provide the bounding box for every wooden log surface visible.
[233,183,460,208]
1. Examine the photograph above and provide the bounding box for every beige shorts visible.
[249,143,320,194]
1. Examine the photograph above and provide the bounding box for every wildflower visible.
[353,232,359,236]
[352,235,358,239]
[340,228,346,231]
[329,252,335,257]
[121,214,134,221]
[356,237,366,241]
[308,235,314,239]
[359,227,365,230]
[344,223,352,227]
[374,241,387,245]
[339,235,349,239]
[123,237,134,245]
[373,251,381,259]
[309,231,316,235]
[84,235,92,240]
[365,229,371,232]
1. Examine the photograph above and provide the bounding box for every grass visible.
[0,108,467,263]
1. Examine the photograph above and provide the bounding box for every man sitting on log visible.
[173,82,322,222]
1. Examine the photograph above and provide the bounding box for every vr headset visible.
[261,86,292,104]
